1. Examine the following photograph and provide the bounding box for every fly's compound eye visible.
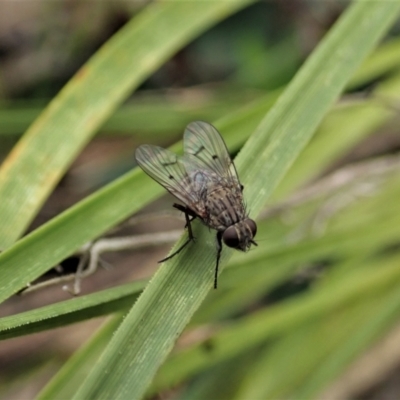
[245,218,257,238]
[222,226,240,249]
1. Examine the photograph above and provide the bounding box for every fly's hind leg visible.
[173,203,197,239]
[214,231,223,289]
[158,204,197,263]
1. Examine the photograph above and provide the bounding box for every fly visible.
[135,121,257,288]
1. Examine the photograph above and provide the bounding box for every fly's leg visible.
[173,203,197,238]
[158,204,197,263]
[214,231,223,289]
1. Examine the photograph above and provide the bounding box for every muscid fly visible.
[135,121,257,288]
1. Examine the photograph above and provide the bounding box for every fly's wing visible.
[183,121,240,186]
[135,145,201,206]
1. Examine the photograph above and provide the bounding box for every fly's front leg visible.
[158,204,197,263]
[214,231,223,289]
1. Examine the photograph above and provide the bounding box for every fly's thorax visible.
[204,186,246,230]
[222,218,257,252]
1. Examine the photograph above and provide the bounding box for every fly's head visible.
[222,218,257,252]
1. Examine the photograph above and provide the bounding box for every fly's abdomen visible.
[206,188,245,230]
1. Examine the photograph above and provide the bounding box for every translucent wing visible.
[135,144,202,206]
[183,121,240,185]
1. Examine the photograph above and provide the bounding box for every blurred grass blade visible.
[0,86,263,137]
[38,314,125,400]
[70,2,400,400]
[153,176,400,391]
[235,281,400,399]
[297,288,400,399]
[153,253,400,394]
[272,72,400,199]
[0,0,256,250]
[348,35,400,88]
[0,281,144,340]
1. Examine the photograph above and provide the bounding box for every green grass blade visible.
[234,280,400,399]
[0,87,262,137]
[0,0,259,304]
[37,314,125,400]
[296,288,400,399]
[239,1,400,213]
[0,93,276,304]
[272,73,400,199]
[348,35,400,88]
[0,0,255,250]
[0,169,160,303]
[70,2,400,399]
[0,281,144,340]
[153,187,400,392]
[154,253,400,394]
